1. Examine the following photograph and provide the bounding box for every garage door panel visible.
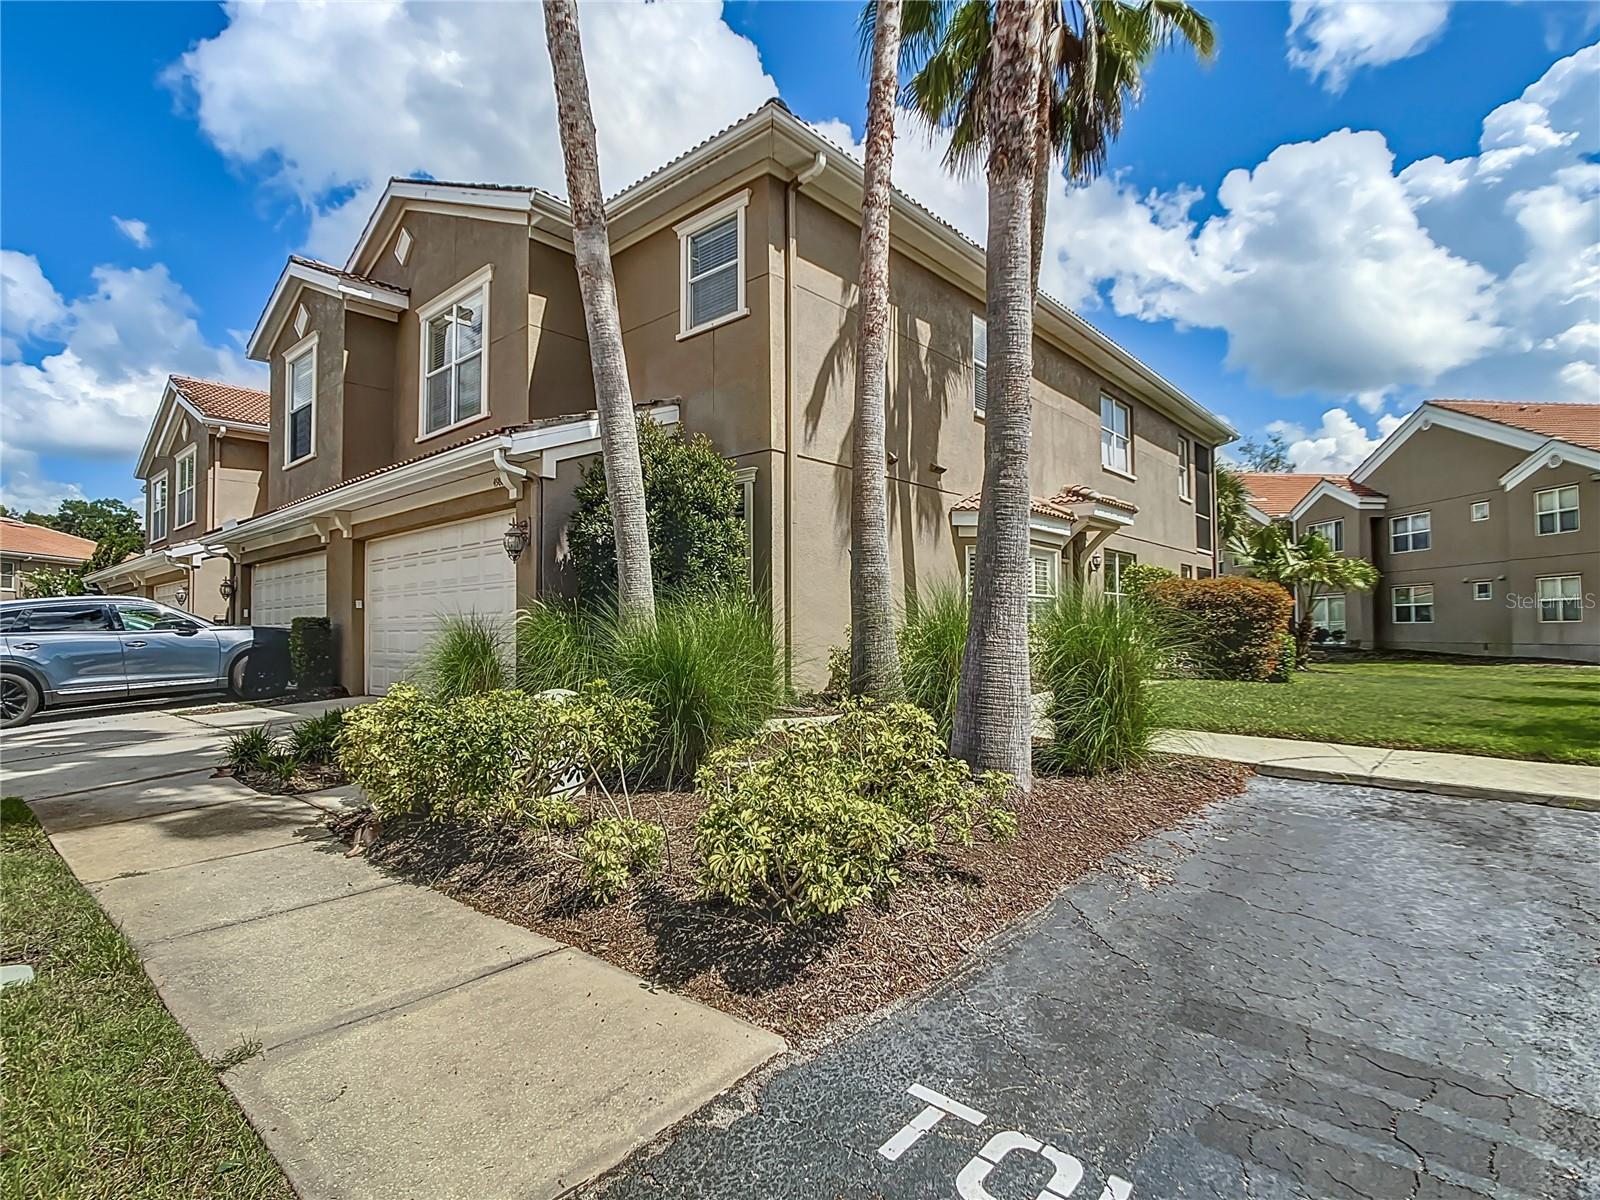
[153,581,186,611]
[364,513,516,695]
[253,554,327,627]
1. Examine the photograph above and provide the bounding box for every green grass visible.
[1156,657,1600,765]
[0,796,291,1200]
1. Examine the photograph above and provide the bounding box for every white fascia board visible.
[1067,501,1136,529]
[949,508,1077,542]
[1352,403,1550,483]
[246,260,409,361]
[1244,504,1275,527]
[347,179,537,274]
[1499,439,1600,491]
[134,382,198,478]
[84,548,174,586]
[1288,480,1387,522]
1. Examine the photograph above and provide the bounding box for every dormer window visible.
[149,472,169,542]
[676,191,749,338]
[175,446,197,529]
[286,334,317,466]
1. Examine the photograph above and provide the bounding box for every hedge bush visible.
[1145,576,1292,681]
[289,617,335,690]
[693,701,1015,922]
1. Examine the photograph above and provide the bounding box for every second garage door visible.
[364,512,517,694]
[252,553,328,627]
[153,579,187,611]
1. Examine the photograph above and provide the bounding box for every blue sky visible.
[3,0,1597,515]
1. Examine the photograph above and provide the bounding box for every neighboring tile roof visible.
[953,485,1139,521]
[286,255,410,297]
[1236,473,1384,517]
[0,518,98,563]
[170,375,271,427]
[1429,400,1600,452]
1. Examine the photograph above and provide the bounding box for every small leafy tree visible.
[1241,526,1379,665]
[1227,434,1293,472]
[568,419,747,603]
[18,566,86,598]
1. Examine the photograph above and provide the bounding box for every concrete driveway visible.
[588,778,1600,1200]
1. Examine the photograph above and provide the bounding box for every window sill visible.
[1535,528,1579,537]
[1389,546,1429,555]
[284,453,317,470]
[1178,494,1192,506]
[174,518,197,533]
[417,410,494,445]
[677,308,749,341]
[1101,464,1137,483]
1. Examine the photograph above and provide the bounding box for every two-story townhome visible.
[85,375,269,622]
[0,519,97,598]
[1236,400,1600,662]
[211,100,1234,694]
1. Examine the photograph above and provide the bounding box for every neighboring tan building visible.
[0,519,97,598]
[85,375,270,622]
[209,100,1234,694]
[1236,399,1600,662]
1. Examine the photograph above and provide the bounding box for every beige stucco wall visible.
[1293,493,1379,648]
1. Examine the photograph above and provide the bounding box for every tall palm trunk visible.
[543,0,655,620]
[849,0,905,700]
[951,0,1044,790]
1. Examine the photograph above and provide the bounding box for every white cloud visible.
[169,0,778,262]
[1268,407,1407,473]
[1287,1,1452,92]
[112,216,152,249]
[0,449,87,513]
[0,255,261,506]
[1,250,66,360]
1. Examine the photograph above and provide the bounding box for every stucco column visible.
[514,483,540,607]
[324,530,364,695]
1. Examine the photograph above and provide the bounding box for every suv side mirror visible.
[157,619,199,635]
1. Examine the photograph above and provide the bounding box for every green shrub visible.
[289,617,335,690]
[223,724,278,772]
[1144,576,1293,682]
[568,418,748,604]
[529,795,583,831]
[1267,631,1297,683]
[17,565,85,598]
[419,613,510,700]
[287,709,344,765]
[338,681,653,824]
[1033,589,1182,775]
[515,601,601,693]
[824,633,851,699]
[694,701,1015,922]
[1119,562,1177,604]
[578,817,666,902]
[897,583,969,741]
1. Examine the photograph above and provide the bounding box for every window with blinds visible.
[678,193,748,337]
[972,315,987,415]
[287,344,315,464]
[963,544,1058,615]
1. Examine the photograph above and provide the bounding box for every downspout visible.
[784,151,826,689]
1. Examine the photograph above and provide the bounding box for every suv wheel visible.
[228,653,253,700]
[1,674,41,729]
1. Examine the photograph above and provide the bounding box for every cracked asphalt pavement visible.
[590,777,1600,1199]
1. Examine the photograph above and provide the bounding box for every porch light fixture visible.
[1089,553,1103,573]
[502,518,531,563]
[174,585,189,606]
[219,576,237,601]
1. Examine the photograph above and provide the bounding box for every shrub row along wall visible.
[1145,576,1293,682]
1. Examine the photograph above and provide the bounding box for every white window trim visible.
[1470,500,1490,522]
[1391,583,1434,624]
[1471,580,1493,601]
[1389,511,1430,554]
[174,445,198,531]
[1533,484,1579,537]
[1536,574,1584,623]
[284,330,319,468]
[149,470,169,543]
[676,190,750,340]
[416,264,494,443]
[733,465,757,595]
[1177,436,1192,503]
[1103,548,1138,603]
[1100,394,1135,481]
[1306,518,1344,551]
[963,543,1061,610]
[1311,593,1347,637]
[971,314,987,418]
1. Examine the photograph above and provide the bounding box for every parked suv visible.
[0,596,255,729]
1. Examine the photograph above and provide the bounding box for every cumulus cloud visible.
[0,254,260,506]
[168,0,779,262]
[1287,1,1452,92]
[112,216,152,249]
[1268,407,1407,473]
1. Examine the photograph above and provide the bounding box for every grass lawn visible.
[1156,656,1600,765]
[0,796,291,1200]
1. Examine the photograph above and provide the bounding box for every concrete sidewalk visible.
[1158,729,1600,810]
[2,704,783,1200]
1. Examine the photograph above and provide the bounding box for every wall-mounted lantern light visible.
[1089,553,1103,573]
[502,518,531,563]
[174,585,189,606]
[219,576,237,601]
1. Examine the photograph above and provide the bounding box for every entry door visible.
[364,512,517,694]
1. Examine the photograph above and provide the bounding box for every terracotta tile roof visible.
[1236,473,1383,517]
[953,485,1139,521]
[170,375,271,427]
[0,518,98,562]
[1429,400,1600,452]
[286,255,410,297]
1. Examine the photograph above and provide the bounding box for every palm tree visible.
[1243,525,1379,664]
[949,0,1045,789]
[1215,462,1250,550]
[849,0,906,700]
[542,0,655,620]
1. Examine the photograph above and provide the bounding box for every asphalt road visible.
[591,777,1600,1200]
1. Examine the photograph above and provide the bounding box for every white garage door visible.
[364,512,517,695]
[252,553,328,627]
[153,580,187,611]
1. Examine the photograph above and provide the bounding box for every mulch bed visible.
[333,755,1250,1044]
[219,764,346,796]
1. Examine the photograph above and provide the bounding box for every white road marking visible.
[876,1083,987,1161]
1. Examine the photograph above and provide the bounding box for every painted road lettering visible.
[877,1083,1134,1199]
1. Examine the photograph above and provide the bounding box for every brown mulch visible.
[220,764,346,796]
[336,755,1250,1044]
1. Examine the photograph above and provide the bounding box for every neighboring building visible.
[0,519,97,598]
[1234,399,1600,662]
[209,100,1234,694]
[85,375,270,622]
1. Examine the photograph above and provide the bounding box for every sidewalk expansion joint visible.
[136,878,407,950]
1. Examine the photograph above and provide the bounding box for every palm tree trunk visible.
[849,0,905,700]
[1029,61,1052,296]
[951,0,1044,791]
[543,0,655,621]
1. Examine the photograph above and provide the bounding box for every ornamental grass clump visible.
[694,700,1016,922]
[418,613,511,700]
[897,583,969,741]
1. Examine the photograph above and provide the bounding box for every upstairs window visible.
[421,277,487,437]
[1390,511,1430,553]
[971,315,987,415]
[1194,443,1214,551]
[677,192,748,337]
[286,337,316,465]
[1100,395,1132,476]
[1470,500,1490,522]
[175,447,197,529]
[1535,485,1578,536]
[149,473,168,542]
[1306,519,1343,551]
[1177,437,1191,501]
